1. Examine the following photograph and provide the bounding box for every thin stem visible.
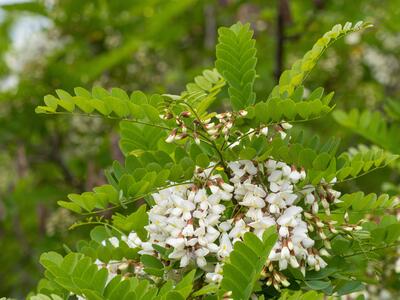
[44,110,214,146]
[44,111,172,130]
[80,181,194,216]
[181,101,228,170]
[69,220,124,236]
[341,241,400,258]
[223,114,328,150]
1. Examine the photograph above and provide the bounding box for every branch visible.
[274,0,292,82]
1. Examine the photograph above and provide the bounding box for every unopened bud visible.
[344,211,349,222]
[343,226,353,232]
[273,281,281,291]
[281,122,292,130]
[193,133,200,145]
[238,110,248,117]
[319,248,330,257]
[281,279,290,287]
[304,212,313,219]
[321,198,329,209]
[180,111,191,118]
[287,240,294,251]
[165,129,177,143]
[266,277,273,286]
[273,271,281,282]
[261,127,269,136]
[205,122,215,129]
[161,112,173,119]
[175,133,188,140]
[312,202,319,214]
[329,226,338,234]
[289,256,300,268]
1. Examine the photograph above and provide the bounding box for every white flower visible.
[182,224,194,236]
[242,160,258,175]
[102,237,120,248]
[249,216,275,239]
[206,263,223,283]
[289,170,302,182]
[180,253,191,267]
[277,206,303,227]
[166,237,185,249]
[239,193,265,208]
[219,220,233,232]
[218,233,233,258]
[279,226,289,237]
[229,219,248,241]
[122,232,142,248]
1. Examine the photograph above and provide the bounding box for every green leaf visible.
[140,255,164,269]
[174,270,196,298]
[112,204,148,240]
[272,22,371,98]
[216,22,257,110]
[335,280,364,296]
[304,280,331,290]
[191,284,218,297]
[221,227,278,300]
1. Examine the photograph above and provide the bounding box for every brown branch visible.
[204,4,216,50]
[49,133,84,191]
[274,0,292,82]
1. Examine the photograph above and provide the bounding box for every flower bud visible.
[180,111,191,118]
[238,110,248,117]
[289,256,300,268]
[261,127,269,136]
[165,129,177,143]
[319,248,330,257]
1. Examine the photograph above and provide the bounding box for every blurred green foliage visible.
[0,0,400,298]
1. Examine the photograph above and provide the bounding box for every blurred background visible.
[0,0,399,298]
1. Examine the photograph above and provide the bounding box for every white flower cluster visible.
[145,178,233,268]
[225,160,329,275]
[99,159,340,287]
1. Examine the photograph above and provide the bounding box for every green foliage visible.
[76,226,140,264]
[278,290,324,300]
[333,109,400,154]
[271,21,372,98]
[1,0,399,297]
[245,86,334,126]
[36,87,163,123]
[112,204,148,239]
[216,22,257,110]
[35,252,195,300]
[221,228,278,300]
[179,68,226,115]
[58,184,118,214]
[336,192,398,223]
[335,145,398,181]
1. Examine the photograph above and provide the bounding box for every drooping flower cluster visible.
[144,176,233,268]
[98,158,345,289]
[222,160,333,288]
